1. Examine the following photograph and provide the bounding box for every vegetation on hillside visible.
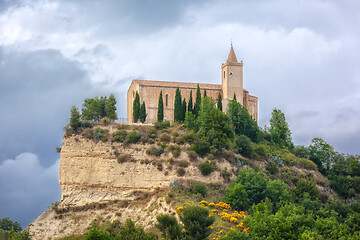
[47,93,359,239]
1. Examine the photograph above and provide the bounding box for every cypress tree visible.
[182,98,187,122]
[157,91,164,122]
[133,91,140,123]
[188,91,193,113]
[217,93,222,111]
[233,93,237,101]
[140,101,147,123]
[204,89,207,97]
[174,87,182,122]
[194,84,202,117]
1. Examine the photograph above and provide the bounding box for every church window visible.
[166,94,168,107]
[229,72,233,78]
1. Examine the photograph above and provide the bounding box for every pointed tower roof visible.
[227,44,238,63]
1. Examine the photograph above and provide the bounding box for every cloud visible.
[0,47,106,162]
[0,152,61,227]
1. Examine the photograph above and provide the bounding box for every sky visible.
[0,0,359,228]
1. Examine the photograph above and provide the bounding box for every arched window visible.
[224,71,225,79]
[166,94,169,107]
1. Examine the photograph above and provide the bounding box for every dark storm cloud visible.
[0,153,60,227]
[0,0,23,13]
[0,47,103,163]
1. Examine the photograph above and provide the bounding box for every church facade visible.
[127,45,258,123]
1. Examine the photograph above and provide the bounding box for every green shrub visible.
[221,168,232,182]
[160,133,171,142]
[156,162,163,171]
[169,145,181,158]
[146,146,164,156]
[156,214,183,240]
[254,144,272,159]
[188,183,207,197]
[177,167,186,176]
[235,135,254,158]
[266,161,279,175]
[117,154,132,163]
[192,139,210,157]
[154,121,170,129]
[188,150,198,161]
[127,130,140,143]
[177,160,189,168]
[198,161,216,176]
[112,130,127,142]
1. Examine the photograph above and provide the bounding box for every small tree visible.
[269,108,293,149]
[182,98,187,122]
[133,91,140,123]
[158,91,164,122]
[140,101,147,123]
[203,89,207,97]
[217,93,222,111]
[188,90,193,113]
[174,87,182,122]
[180,205,214,240]
[82,97,101,122]
[105,94,117,121]
[70,106,81,132]
[233,93,237,101]
[156,214,183,240]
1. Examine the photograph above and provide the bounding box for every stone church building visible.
[127,45,258,123]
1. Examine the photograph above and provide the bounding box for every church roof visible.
[132,79,222,90]
[226,44,238,63]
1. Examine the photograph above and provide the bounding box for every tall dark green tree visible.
[132,91,140,123]
[227,100,261,143]
[174,87,182,122]
[182,98,187,122]
[139,101,147,123]
[157,91,164,122]
[233,93,237,101]
[98,96,107,119]
[194,84,202,117]
[269,108,293,149]
[70,106,81,132]
[204,89,207,97]
[105,94,117,121]
[188,91,193,113]
[217,93,222,111]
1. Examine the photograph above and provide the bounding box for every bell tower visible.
[221,44,243,110]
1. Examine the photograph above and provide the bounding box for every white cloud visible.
[0,153,61,227]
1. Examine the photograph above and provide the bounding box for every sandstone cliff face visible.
[59,125,235,207]
[28,124,237,239]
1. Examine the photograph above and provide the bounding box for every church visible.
[127,45,258,123]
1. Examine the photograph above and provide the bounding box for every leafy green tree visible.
[294,145,310,159]
[188,91,193,113]
[70,106,81,132]
[224,168,268,210]
[98,96,107,119]
[269,108,293,149]
[182,98,187,122]
[156,214,183,240]
[293,179,319,201]
[117,219,157,240]
[132,91,140,123]
[105,94,117,121]
[139,101,146,123]
[158,91,164,122]
[217,93,222,111]
[308,138,335,171]
[227,100,261,143]
[194,84,201,117]
[264,180,292,210]
[0,218,22,232]
[86,226,111,240]
[82,97,101,122]
[180,206,215,240]
[174,87,182,122]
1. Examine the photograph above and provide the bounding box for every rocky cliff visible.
[28,124,237,239]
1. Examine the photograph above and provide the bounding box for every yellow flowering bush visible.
[175,206,184,213]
